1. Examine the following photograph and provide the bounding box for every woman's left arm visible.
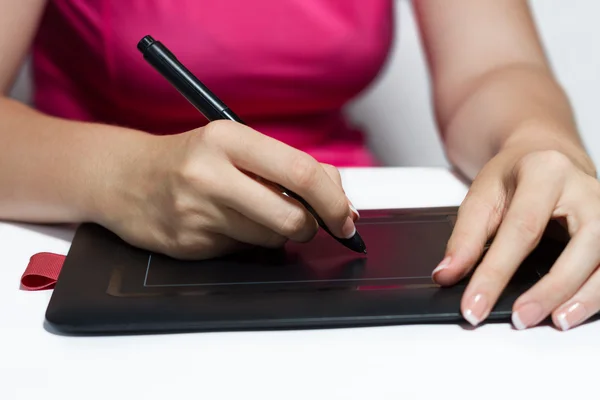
[415,0,600,330]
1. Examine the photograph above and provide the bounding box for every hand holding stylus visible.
[137,35,366,254]
[104,120,359,259]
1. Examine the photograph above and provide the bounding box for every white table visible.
[1,167,598,400]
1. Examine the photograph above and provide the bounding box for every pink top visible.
[32,0,394,166]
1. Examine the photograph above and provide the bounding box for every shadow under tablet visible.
[45,207,566,335]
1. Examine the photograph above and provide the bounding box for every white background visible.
[9,0,600,168]
[3,168,599,400]
[5,4,600,398]
[347,0,600,167]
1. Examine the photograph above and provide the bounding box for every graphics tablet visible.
[45,207,566,334]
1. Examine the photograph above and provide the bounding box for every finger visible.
[206,120,354,240]
[552,264,600,331]
[510,190,600,330]
[163,233,246,260]
[432,175,505,286]
[459,168,562,326]
[321,164,359,221]
[321,164,343,187]
[217,206,288,248]
[214,164,319,243]
[509,219,600,330]
[547,175,600,331]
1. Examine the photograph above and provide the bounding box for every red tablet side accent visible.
[21,252,65,290]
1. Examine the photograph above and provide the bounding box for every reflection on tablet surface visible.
[108,215,455,297]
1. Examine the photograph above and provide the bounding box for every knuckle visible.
[511,213,544,244]
[164,231,208,259]
[171,195,195,217]
[477,264,509,286]
[580,218,600,240]
[179,162,224,197]
[169,232,235,260]
[201,120,235,143]
[289,155,321,190]
[263,232,288,248]
[448,234,484,265]
[330,195,351,222]
[172,233,199,253]
[538,150,573,169]
[177,158,198,182]
[322,163,342,184]
[279,208,310,237]
[300,227,319,242]
[461,191,505,227]
[547,280,569,300]
[540,272,574,303]
[518,150,572,177]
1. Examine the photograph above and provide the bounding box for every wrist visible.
[83,128,165,229]
[440,64,588,178]
[500,119,597,178]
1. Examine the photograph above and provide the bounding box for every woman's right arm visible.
[0,0,154,223]
[0,0,356,259]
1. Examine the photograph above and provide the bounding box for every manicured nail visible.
[341,217,356,239]
[348,200,360,221]
[463,293,488,326]
[512,302,543,330]
[432,256,451,279]
[556,302,587,331]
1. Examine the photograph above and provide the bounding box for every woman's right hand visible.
[100,120,359,259]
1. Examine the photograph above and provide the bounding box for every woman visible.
[1,0,599,331]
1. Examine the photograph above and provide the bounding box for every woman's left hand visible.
[432,143,600,331]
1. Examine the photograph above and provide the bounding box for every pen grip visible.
[249,175,335,237]
[279,188,329,232]
[138,35,365,253]
[283,185,359,251]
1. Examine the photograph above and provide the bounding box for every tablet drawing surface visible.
[46,208,564,334]
[107,215,453,298]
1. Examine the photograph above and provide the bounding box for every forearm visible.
[440,64,596,180]
[0,97,152,224]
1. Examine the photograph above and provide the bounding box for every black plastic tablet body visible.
[45,207,564,334]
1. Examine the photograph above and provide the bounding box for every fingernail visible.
[348,200,360,221]
[463,293,488,326]
[512,302,543,330]
[432,256,451,279]
[556,302,587,331]
[341,217,356,239]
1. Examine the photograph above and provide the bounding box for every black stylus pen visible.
[137,35,366,254]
